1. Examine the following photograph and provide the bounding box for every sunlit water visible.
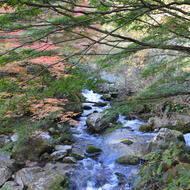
[68,89,190,190]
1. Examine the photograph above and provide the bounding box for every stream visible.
[68,89,157,190]
[65,89,190,190]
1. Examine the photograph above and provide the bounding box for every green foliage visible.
[133,142,190,190]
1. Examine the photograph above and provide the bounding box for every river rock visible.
[55,145,72,152]
[62,157,77,164]
[69,152,83,160]
[115,155,140,165]
[0,159,18,186]
[86,111,119,132]
[14,167,43,187]
[27,170,68,190]
[147,128,185,152]
[83,105,92,110]
[49,150,67,161]
[86,145,102,153]
[12,132,52,161]
[148,113,190,133]
[139,124,152,132]
[121,139,133,145]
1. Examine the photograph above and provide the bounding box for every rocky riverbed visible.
[0,90,190,190]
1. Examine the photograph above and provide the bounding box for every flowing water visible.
[68,89,190,190]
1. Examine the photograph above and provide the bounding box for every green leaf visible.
[167,159,173,165]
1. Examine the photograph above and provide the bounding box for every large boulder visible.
[12,132,52,161]
[27,170,68,190]
[14,167,43,187]
[148,113,190,133]
[86,111,119,132]
[147,128,185,152]
[0,159,18,186]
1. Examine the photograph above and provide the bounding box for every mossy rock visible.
[65,93,83,113]
[84,152,101,158]
[139,124,152,132]
[69,153,83,160]
[173,123,190,134]
[12,134,52,161]
[27,170,69,190]
[60,134,72,142]
[116,155,140,165]
[86,145,102,153]
[121,139,133,145]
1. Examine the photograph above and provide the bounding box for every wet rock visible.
[14,167,43,187]
[12,132,52,161]
[121,139,133,145]
[54,145,72,152]
[27,170,68,190]
[115,155,140,165]
[69,153,83,160]
[86,145,102,153]
[62,157,77,164]
[139,124,152,132]
[147,128,185,152]
[115,172,127,185]
[86,111,119,132]
[84,152,101,158]
[83,105,92,110]
[49,150,67,161]
[0,159,18,186]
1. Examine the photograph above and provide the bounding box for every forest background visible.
[0,0,190,189]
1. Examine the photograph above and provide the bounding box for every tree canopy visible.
[0,0,190,127]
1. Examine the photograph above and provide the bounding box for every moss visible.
[86,145,102,153]
[121,139,133,145]
[116,155,140,165]
[104,124,122,133]
[69,153,83,160]
[139,124,152,132]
